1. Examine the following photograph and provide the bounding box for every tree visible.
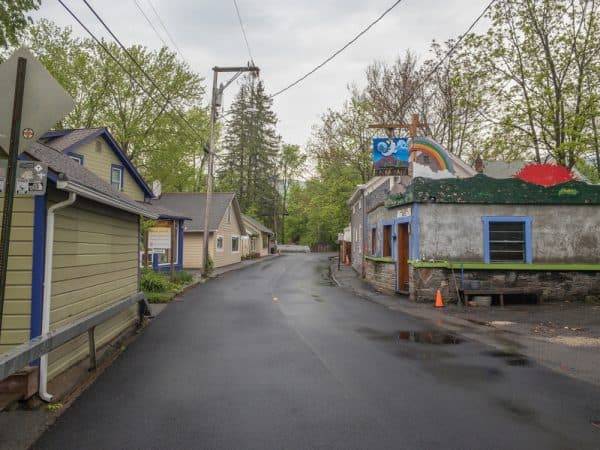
[0,0,40,49]
[466,0,600,167]
[23,20,210,191]
[279,143,306,243]
[218,76,281,228]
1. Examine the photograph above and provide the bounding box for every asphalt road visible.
[33,254,600,449]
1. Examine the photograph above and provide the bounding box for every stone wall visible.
[410,266,600,303]
[365,259,396,295]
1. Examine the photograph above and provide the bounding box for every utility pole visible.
[202,64,259,276]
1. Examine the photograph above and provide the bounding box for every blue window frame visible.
[110,164,124,190]
[370,225,377,255]
[382,221,394,258]
[482,216,532,264]
[67,152,84,165]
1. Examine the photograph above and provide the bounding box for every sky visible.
[33,0,491,148]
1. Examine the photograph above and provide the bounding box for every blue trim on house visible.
[67,151,84,165]
[29,196,46,367]
[482,216,533,264]
[55,128,154,198]
[111,164,125,190]
[382,220,394,258]
[153,220,184,272]
[392,216,412,292]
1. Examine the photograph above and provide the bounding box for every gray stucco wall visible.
[350,197,364,273]
[417,203,600,263]
[367,205,399,257]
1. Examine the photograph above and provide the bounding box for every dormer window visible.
[68,152,84,165]
[111,164,124,190]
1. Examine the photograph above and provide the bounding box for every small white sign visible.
[0,160,47,196]
[148,227,171,250]
[396,207,411,218]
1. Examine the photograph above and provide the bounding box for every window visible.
[216,236,224,251]
[262,234,268,249]
[157,226,178,265]
[111,165,124,190]
[68,152,83,165]
[371,226,377,255]
[483,217,532,263]
[231,236,240,253]
[383,224,392,257]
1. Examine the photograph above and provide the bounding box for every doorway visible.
[397,223,409,293]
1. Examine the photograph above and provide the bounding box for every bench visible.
[461,287,543,307]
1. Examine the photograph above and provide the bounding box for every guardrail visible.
[0,292,149,380]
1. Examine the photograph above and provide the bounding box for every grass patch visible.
[146,291,176,303]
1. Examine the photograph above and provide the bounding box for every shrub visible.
[205,254,214,276]
[146,291,175,303]
[173,270,193,284]
[141,270,169,293]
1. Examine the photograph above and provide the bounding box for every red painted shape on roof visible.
[514,163,575,186]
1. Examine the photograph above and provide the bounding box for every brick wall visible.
[411,266,600,303]
[365,259,396,295]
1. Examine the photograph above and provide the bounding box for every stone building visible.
[366,174,600,303]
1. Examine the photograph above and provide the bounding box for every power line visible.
[133,0,170,49]
[79,0,205,140]
[232,0,255,64]
[147,0,186,61]
[270,0,406,99]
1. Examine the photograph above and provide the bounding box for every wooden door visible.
[397,223,409,292]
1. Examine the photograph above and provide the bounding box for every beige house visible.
[152,192,246,269]
[241,214,274,257]
[1,127,160,400]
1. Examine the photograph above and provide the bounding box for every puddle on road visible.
[483,350,531,367]
[355,327,462,345]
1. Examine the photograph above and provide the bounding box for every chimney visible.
[474,155,484,174]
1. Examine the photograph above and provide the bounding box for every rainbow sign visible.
[409,137,454,172]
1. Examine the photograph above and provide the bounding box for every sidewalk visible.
[330,258,600,387]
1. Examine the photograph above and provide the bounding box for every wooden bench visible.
[461,287,543,307]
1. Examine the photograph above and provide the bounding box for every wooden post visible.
[170,221,176,282]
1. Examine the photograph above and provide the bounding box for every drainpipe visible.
[39,192,77,402]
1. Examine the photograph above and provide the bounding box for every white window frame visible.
[231,235,240,253]
[111,165,124,190]
[216,235,224,252]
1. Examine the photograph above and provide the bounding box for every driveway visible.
[33,254,600,449]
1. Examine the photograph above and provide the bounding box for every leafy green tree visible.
[23,20,210,191]
[0,0,40,49]
[279,143,306,243]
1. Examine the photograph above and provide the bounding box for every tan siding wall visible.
[213,206,242,268]
[0,197,34,355]
[183,232,204,269]
[74,137,146,201]
[47,193,140,380]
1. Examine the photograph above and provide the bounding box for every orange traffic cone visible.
[435,289,444,308]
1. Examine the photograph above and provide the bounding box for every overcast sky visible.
[34,0,490,147]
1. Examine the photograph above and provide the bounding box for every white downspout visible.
[39,192,76,402]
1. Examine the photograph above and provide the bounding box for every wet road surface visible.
[33,254,600,449]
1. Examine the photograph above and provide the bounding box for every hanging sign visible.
[0,160,47,196]
[372,137,409,169]
[148,227,171,250]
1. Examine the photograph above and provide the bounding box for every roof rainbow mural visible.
[409,137,454,173]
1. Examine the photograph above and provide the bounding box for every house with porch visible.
[241,214,274,257]
[1,133,161,402]
[151,192,246,269]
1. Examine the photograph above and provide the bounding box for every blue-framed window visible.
[382,220,394,258]
[482,216,532,263]
[157,226,179,266]
[110,164,124,190]
[67,152,84,165]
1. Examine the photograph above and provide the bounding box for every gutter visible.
[39,192,77,402]
[56,179,159,219]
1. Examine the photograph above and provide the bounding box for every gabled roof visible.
[139,202,191,221]
[151,192,246,233]
[42,128,154,198]
[24,142,158,218]
[242,214,273,236]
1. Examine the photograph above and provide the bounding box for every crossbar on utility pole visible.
[202,64,259,277]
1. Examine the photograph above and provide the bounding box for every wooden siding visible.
[213,206,242,268]
[0,197,34,355]
[183,232,204,269]
[47,192,140,380]
[72,137,145,201]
